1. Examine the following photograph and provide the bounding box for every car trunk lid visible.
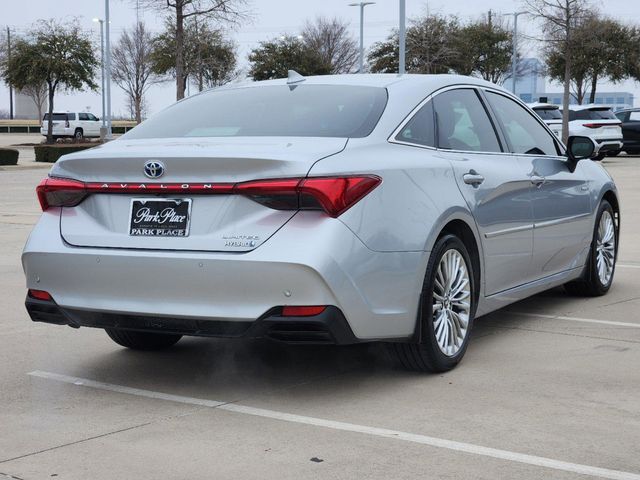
[54,137,347,252]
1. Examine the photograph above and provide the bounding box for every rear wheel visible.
[593,152,606,161]
[74,128,84,140]
[105,329,182,350]
[389,234,475,372]
[565,200,617,296]
[606,150,621,157]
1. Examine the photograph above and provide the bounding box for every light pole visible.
[93,18,107,136]
[399,0,406,75]
[348,2,375,73]
[504,11,527,94]
[104,0,113,139]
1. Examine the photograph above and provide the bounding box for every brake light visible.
[282,306,327,316]
[35,175,382,217]
[37,178,88,211]
[65,119,70,128]
[28,289,53,301]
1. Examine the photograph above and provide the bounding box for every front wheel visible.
[565,200,617,296]
[105,329,182,350]
[388,234,476,372]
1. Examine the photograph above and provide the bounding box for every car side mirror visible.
[567,135,599,162]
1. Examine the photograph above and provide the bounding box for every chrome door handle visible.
[530,175,546,187]
[463,170,484,186]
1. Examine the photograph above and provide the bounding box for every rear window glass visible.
[124,85,388,139]
[44,113,69,121]
[570,108,616,121]
[534,107,562,120]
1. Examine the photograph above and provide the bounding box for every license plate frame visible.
[129,198,192,237]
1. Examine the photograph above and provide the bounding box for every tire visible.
[606,150,621,157]
[74,128,84,140]
[388,234,476,373]
[593,152,606,161]
[565,200,617,297]
[105,329,182,350]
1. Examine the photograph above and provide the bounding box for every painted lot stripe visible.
[510,312,640,329]
[618,264,640,269]
[28,370,640,480]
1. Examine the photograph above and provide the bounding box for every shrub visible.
[0,148,19,165]
[34,144,97,163]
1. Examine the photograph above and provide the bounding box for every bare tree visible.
[526,0,591,143]
[138,0,247,100]
[20,83,47,120]
[302,17,358,74]
[112,22,158,123]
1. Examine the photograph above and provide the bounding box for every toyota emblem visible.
[143,161,165,179]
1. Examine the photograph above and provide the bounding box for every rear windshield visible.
[124,85,388,139]
[570,108,616,121]
[534,107,562,120]
[43,113,69,121]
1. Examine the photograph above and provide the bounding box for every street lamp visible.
[348,2,375,73]
[503,11,528,94]
[92,18,107,137]
[104,0,113,139]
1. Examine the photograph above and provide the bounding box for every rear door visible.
[483,90,592,279]
[433,87,535,295]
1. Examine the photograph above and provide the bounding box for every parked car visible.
[563,105,623,160]
[41,112,101,140]
[614,108,640,155]
[24,74,619,373]
[528,102,563,139]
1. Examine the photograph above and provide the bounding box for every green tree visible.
[151,19,237,93]
[139,0,247,100]
[0,20,97,143]
[452,15,514,84]
[368,14,460,74]
[545,14,633,104]
[248,36,331,81]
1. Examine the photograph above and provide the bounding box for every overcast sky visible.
[1,0,639,118]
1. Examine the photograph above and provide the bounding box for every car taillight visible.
[236,175,381,217]
[36,175,382,218]
[36,178,88,211]
[65,119,70,128]
[582,122,621,128]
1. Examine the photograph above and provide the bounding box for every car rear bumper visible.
[22,210,426,341]
[25,296,361,344]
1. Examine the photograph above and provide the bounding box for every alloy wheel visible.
[432,249,471,356]
[596,210,616,285]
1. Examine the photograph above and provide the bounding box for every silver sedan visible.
[23,74,619,372]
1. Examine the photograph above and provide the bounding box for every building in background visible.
[14,91,46,120]
[540,92,634,111]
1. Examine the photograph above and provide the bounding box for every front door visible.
[482,90,592,280]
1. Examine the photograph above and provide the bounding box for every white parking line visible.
[28,370,640,480]
[618,264,640,269]
[510,312,640,329]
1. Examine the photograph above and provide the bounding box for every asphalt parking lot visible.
[1,149,639,479]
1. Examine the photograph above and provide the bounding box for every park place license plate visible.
[129,198,192,237]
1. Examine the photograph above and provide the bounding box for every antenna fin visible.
[287,70,306,84]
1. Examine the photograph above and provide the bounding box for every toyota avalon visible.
[23,73,619,372]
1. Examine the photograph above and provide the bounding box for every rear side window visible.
[534,108,562,120]
[396,100,435,147]
[124,85,388,139]
[433,89,501,152]
[485,92,559,156]
[43,113,69,121]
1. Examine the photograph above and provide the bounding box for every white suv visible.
[564,105,623,160]
[528,103,563,139]
[41,112,102,140]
